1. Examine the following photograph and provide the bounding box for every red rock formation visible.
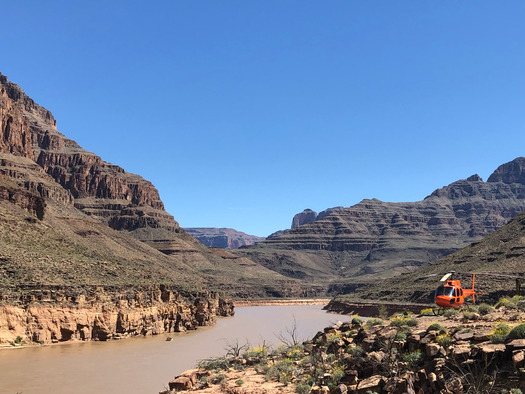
[0,72,179,242]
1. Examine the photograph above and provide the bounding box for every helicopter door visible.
[454,288,460,303]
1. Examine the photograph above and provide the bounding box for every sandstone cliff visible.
[0,285,234,345]
[236,158,525,284]
[184,227,264,249]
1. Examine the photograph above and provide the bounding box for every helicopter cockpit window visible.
[435,286,455,297]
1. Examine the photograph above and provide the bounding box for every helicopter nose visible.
[435,296,451,307]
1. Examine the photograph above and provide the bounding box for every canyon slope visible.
[235,159,525,285]
[0,72,309,304]
[184,227,264,249]
[354,206,525,305]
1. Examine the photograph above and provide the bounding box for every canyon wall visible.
[237,159,525,283]
[0,285,234,345]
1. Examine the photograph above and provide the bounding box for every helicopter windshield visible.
[435,286,455,297]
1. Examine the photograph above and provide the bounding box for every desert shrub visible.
[197,357,230,371]
[490,322,512,343]
[347,345,364,357]
[394,332,407,342]
[427,323,446,334]
[508,323,525,340]
[443,308,460,318]
[213,373,226,384]
[366,318,384,327]
[462,311,478,320]
[436,334,452,347]
[266,358,296,384]
[235,379,244,386]
[496,297,519,310]
[351,316,363,325]
[420,308,434,316]
[286,346,304,361]
[477,303,494,315]
[403,350,423,368]
[391,316,417,329]
[328,366,345,390]
[296,382,311,394]
[244,346,268,359]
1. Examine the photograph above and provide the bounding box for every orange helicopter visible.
[433,271,483,308]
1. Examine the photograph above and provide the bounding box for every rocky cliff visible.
[236,159,525,284]
[184,227,264,249]
[0,72,307,308]
[0,285,234,345]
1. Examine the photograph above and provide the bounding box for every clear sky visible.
[2,1,524,237]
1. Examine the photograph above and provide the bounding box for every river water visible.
[0,305,349,394]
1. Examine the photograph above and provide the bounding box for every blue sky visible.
[2,1,524,236]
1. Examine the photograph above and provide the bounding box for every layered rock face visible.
[0,72,185,253]
[184,227,264,249]
[0,285,234,345]
[237,159,525,283]
[0,72,303,305]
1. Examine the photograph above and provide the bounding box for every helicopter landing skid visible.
[432,307,444,316]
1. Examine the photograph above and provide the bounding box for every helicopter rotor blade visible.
[440,272,454,282]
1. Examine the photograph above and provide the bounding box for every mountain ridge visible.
[236,159,525,284]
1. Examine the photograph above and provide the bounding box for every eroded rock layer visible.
[0,285,234,345]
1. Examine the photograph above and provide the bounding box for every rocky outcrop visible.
[0,285,234,345]
[292,209,318,229]
[0,177,45,219]
[237,158,525,284]
[167,306,525,393]
[184,227,264,249]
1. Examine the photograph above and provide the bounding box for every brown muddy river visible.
[0,305,349,394]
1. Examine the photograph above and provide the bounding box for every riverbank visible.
[0,286,233,348]
[0,305,344,394]
[166,299,525,393]
[234,299,331,307]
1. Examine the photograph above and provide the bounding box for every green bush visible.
[462,311,478,320]
[427,323,446,334]
[296,382,311,394]
[243,346,268,359]
[351,316,363,325]
[403,350,423,368]
[391,316,417,329]
[347,345,364,357]
[366,318,384,327]
[477,303,494,315]
[443,308,460,318]
[420,308,434,316]
[508,323,525,340]
[197,357,230,371]
[496,297,519,310]
[235,379,244,386]
[490,322,512,343]
[436,334,452,347]
[266,358,296,384]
